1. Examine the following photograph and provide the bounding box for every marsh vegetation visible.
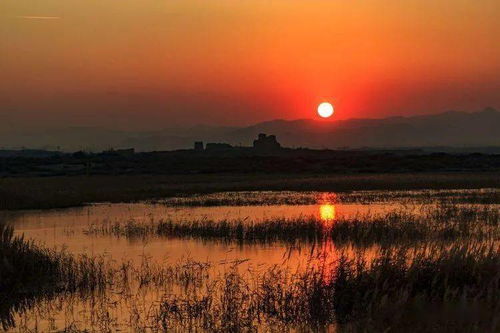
[1,172,499,210]
[2,240,498,332]
[84,204,499,244]
[158,188,500,206]
[0,219,111,329]
[1,188,499,331]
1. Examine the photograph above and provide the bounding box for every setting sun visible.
[317,102,334,118]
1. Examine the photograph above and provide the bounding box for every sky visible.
[1,0,499,131]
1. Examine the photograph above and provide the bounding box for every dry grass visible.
[0,219,111,329]
[1,172,499,210]
[84,204,499,244]
[147,243,500,332]
[0,215,217,330]
[159,189,500,206]
[3,236,499,331]
[5,241,498,332]
[3,183,500,331]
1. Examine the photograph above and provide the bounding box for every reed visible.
[159,191,337,206]
[159,188,500,206]
[3,237,498,331]
[0,217,214,331]
[0,219,115,329]
[84,204,499,244]
[153,242,500,332]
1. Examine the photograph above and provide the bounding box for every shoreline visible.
[1,171,499,211]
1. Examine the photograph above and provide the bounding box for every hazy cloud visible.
[16,16,61,20]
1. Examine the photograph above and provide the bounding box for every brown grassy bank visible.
[1,172,499,210]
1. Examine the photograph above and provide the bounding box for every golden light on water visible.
[320,204,336,221]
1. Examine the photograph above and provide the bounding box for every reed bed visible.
[159,191,338,206]
[14,242,496,332]
[160,189,500,206]
[3,185,500,331]
[153,242,500,332]
[84,204,499,244]
[0,220,111,329]
[3,238,499,331]
[0,218,214,330]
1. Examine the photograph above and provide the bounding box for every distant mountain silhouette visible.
[1,109,498,152]
[225,108,500,149]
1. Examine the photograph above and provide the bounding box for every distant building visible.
[194,141,204,151]
[193,134,282,153]
[253,133,281,151]
[102,148,135,156]
[205,143,233,151]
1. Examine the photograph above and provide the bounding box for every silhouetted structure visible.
[193,134,283,153]
[102,148,135,156]
[194,141,204,151]
[205,143,233,151]
[253,133,281,151]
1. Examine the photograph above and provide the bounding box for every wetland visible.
[1,187,499,332]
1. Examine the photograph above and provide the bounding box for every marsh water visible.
[3,189,498,332]
[8,202,400,265]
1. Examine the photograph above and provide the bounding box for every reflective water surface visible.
[2,189,498,332]
[7,202,401,264]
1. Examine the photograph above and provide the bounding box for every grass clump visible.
[0,220,214,332]
[0,219,111,330]
[160,191,337,206]
[3,236,498,332]
[160,188,500,207]
[84,204,499,244]
[153,243,500,332]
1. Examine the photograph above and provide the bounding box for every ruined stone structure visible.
[193,133,282,152]
[253,133,281,151]
[194,141,204,151]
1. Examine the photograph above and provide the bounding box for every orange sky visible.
[1,0,499,130]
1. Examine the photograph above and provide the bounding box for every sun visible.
[317,102,334,118]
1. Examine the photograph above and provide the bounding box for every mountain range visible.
[1,108,499,152]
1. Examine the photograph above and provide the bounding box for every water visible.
[7,201,400,264]
[2,189,498,332]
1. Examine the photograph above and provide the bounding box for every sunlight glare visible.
[317,102,334,118]
[320,204,336,221]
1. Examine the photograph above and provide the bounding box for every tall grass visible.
[3,238,498,331]
[0,215,215,331]
[84,204,499,244]
[159,188,500,206]
[153,242,500,332]
[159,191,338,206]
[0,219,112,329]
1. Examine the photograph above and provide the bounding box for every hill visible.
[226,108,500,149]
[0,109,498,152]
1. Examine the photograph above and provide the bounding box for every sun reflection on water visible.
[320,204,336,221]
